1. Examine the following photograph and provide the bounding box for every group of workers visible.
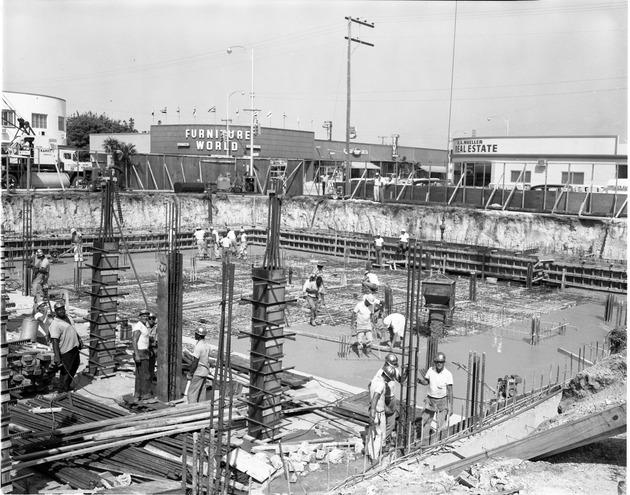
[300,257,453,464]
[372,229,409,267]
[194,225,248,262]
[367,351,453,463]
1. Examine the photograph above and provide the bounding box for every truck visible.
[1,133,95,189]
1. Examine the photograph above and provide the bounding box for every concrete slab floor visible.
[4,246,620,404]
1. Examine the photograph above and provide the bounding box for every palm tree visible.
[102,138,136,189]
[117,142,137,189]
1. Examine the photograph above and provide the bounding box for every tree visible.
[101,138,136,189]
[66,112,137,149]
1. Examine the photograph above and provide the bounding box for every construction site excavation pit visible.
[1,192,627,494]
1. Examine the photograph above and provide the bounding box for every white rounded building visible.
[1,91,67,148]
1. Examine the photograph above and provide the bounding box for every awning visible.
[419,164,448,173]
[351,162,380,170]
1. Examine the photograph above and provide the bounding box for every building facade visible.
[2,91,67,148]
[451,135,627,191]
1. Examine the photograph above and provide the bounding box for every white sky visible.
[3,0,627,149]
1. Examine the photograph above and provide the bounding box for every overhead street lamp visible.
[226,90,245,156]
[227,45,255,176]
[487,116,510,136]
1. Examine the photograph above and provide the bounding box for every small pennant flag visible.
[151,110,154,117]
[267,111,272,118]
[160,107,167,113]
[208,106,216,113]
[193,108,197,117]
[176,107,180,114]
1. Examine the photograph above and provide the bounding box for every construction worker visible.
[373,353,403,446]
[32,299,53,343]
[352,294,378,354]
[374,234,384,266]
[220,232,232,262]
[194,226,207,258]
[210,225,221,260]
[49,301,83,392]
[373,172,383,202]
[311,261,327,304]
[302,275,320,326]
[417,352,453,445]
[147,312,158,393]
[30,249,50,301]
[366,363,396,463]
[71,228,84,262]
[237,227,248,260]
[226,226,237,255]
[396,228,409,257]
[362,269,380,295]
[131,309,153,402]
[186,327,211,404]
[383,312,406,350]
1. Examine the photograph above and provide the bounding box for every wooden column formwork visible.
[245,267,295,440]
[156,252,183,402]
[1,231,12,493]
[87,241,124,376]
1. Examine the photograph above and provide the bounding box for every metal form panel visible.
[247,267,290,440]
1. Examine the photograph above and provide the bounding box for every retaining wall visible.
[1,192,627,261]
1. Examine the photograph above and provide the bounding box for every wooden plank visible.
[439,403,626,475]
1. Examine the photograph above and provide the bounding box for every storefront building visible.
[451,135,627,191]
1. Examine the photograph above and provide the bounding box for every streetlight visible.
[487,116,510,136]
[227,45,255,176]
[226,90,245,156]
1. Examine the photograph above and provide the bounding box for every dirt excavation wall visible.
[1,192,627,261]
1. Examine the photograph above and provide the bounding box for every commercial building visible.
[2,91,67,148]
[451,135,627,191]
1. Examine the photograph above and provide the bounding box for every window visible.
[510,170,532,183]
[58,116,65,131]
[561,172,584,185]
[2,110,16,127]
[31,113,47,129]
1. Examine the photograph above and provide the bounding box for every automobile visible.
[529,184,570,192]
[412,178,450,187]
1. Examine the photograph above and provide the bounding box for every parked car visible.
[412,178,450,187]
[529,184,570,192]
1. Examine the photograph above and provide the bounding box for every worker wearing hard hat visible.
[366,363,397,463]
[352,294,380,354]
[186,327,212,404]
[49,301,83,392]
[132,309,153,402]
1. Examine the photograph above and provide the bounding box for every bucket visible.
[20,317,39,343]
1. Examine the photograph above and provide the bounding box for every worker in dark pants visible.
[132,309,153,401]
[49,301,83,392]
[148,312,158,395]
[186,327,211,404]
[30,249,50,301]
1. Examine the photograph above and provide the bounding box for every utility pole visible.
[345,16,374,197]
